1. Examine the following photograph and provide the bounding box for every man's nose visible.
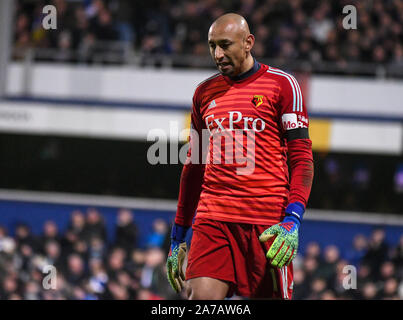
[215,46,224,60]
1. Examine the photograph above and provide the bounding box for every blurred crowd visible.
[0,207,402,300]
[294,229,403,300]
[13,0,403,69]
[0,208,180,300]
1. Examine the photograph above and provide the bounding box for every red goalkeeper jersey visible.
[177,62,312,226]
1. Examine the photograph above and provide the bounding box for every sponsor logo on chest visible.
[205,111,266,133]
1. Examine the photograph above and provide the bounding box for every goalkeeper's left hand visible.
[166,223,189,293]
[259,202,305,268]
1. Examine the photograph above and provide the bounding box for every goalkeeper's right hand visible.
[166,223,189,293]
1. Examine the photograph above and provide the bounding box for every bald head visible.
[209,13,251,39]
[208,13,255,77]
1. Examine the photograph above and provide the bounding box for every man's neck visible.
[229,56,260,81]
[239,55,255,73]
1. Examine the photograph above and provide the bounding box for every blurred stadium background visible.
[0,0,402,300]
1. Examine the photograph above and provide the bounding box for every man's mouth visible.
[218,62,232,68]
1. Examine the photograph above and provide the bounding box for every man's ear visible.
[245,34,255,52]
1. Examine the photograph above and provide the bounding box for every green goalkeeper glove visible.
[166,224,189,293]
[259,202,304,268]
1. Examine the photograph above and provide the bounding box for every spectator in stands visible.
[24,280,42,300]
[292,267,310,300]
[345,234,368,268]
[363,228,389,279]
[316,245,340,286]
[83,208,107,243]
[146,218,168,248]
[43,240,63,270]
[0,226,16,260]
[377,260,398,298]
[63,210,86,255]
[309,3,334,45]
[139,246,174,299]
[306,277,328,300]
[38,220,60,254]
[356,263,374,289]
[88,236,106,261]
[106,247,126,280]
[72,238,89,263]
[128,248,145,270]
[390,235,403,277]
[1,276,20,300]
[71,4,90,47]
[89,5,118,41]
[18,243,36,275]
[88,257,108,296]
[381,277,400,299]
[12,0,403,71]
[331,259,357,299]
[302,255,320,286]
[361,281,380,300]
[15,223,38,251]
[115,209,138,255]
[0,227,16,290]
[65,253,87,286]
[304,241,322,262]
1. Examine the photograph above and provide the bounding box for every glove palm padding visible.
[259,221,299,268]
[166,242,187,292]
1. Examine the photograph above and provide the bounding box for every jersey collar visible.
[228,58,261,82]
[223,59,267,87]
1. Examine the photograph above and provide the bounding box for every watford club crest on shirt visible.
[252,95,264,107]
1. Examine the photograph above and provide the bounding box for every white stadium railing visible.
[12,44,403,79]
[0,189,402,226]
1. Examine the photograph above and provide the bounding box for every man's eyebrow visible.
[208,39,232,44]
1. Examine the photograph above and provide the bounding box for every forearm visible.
[287,138,314,207]
[175,163,205,227]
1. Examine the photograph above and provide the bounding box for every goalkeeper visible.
[166,13,314,300]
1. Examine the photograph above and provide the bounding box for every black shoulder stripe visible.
[285,128,309,141]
